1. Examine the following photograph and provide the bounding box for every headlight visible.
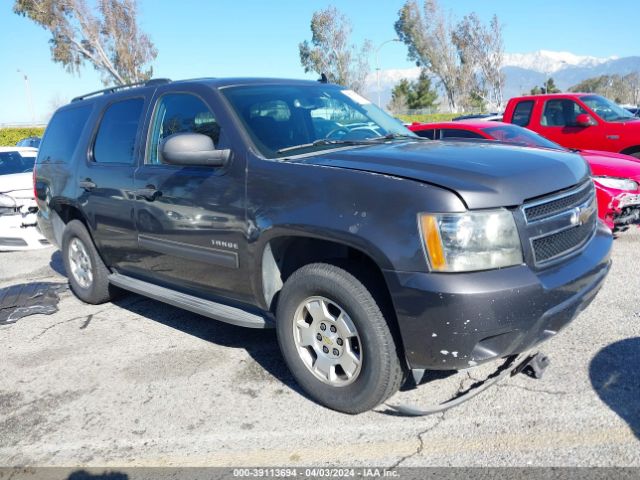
[593,176,638,191]
[419,209,523,272]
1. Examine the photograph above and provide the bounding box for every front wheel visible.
[276,263,404,414]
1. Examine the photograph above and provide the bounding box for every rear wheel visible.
[62,220,116,304]
[276,263,403,413]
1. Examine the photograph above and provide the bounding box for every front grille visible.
[532,221,594,262]
[522,182,597,266]
[524,182,594,222]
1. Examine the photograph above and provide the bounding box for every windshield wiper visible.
[276,133,427,154]
[277,139,362,154]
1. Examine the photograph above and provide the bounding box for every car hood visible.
[0,172,34,200]
[580,150,640,181]
[298,141,590,209]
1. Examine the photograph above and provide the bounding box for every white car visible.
[0,147,50,251]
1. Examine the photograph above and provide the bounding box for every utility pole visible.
[17,69,35,123]
[375,38,401,108]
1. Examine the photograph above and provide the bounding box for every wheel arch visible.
[258,234,403,352]
[50,202,92,247]
[620,145,640,158]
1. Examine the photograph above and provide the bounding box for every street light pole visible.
[17,69,35,123]
[375,38,401,108]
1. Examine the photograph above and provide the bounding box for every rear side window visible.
[93,98,144,164]
[414,129,436,140]
[512,101,534,127]
[441,129,484,139]
[37,105,92,164]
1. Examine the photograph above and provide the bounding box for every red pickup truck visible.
[503,93,640,158]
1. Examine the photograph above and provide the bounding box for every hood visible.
[0,172,34,201]
[298,141,590,209]
[580,150,640,181]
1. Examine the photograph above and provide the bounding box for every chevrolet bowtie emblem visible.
[570,202,594,226]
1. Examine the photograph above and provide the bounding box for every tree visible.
[410,69,438,109]
[388,79,411,113]
[530,78,560,95]
[388,69,438,112]
[395,0,465,112]
[14,0,157,86]
[394,0,504,112]
[570,73,640,104]
[299,6,372,93]
[453,13,505,109]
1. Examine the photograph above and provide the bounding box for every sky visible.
[1,0,639,123]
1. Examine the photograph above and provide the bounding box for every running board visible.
[108,272,273,329]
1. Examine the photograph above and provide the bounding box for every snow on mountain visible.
[502,50,617,74]
[365,50,633,109]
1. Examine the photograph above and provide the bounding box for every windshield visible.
[221,84,413,158]
[0,152,36,175]
[482,125,564,151]
[581,95,636,122]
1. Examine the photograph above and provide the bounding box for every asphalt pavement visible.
[0,230,638,467]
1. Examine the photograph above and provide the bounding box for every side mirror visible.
[160,132,230,167]
[575,114,595,127]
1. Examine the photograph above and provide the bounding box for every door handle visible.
[134,186,162,201]
[78,179,96,191]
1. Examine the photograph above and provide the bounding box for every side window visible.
[147,93,220,165]
[541,100,588,127]
[93,98,144,164]
[441,129,484,139]
[512,101,534,127]
[414,129,436,140]
[37,105,92,164]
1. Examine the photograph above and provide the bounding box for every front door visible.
[537,98,606,151]
[131,88,250,303]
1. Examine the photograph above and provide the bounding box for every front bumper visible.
[0,212,50,251]
[384,221,612,370]
[596,186,640,229]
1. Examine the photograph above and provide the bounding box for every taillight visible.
[32,164,37,200]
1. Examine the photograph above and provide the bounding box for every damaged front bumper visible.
[611,192,640,228]
[599,189,640,230]
[0,202,50,251]
[384,221,612,372]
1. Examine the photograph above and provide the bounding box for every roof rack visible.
[71,78,172,103]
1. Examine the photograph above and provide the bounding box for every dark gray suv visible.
[34,78,612,413]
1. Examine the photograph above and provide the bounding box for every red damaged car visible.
[409,121,640,231]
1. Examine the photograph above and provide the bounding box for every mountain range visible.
[365,50,640,109]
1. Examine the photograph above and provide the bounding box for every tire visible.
[276,262,404,414]
[61,220,116,304]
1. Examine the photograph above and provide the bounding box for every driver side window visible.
[541,100,587,127]
[147,93,221,165]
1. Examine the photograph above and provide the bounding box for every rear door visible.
[130,85,250,303]
[76,96,148,269]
